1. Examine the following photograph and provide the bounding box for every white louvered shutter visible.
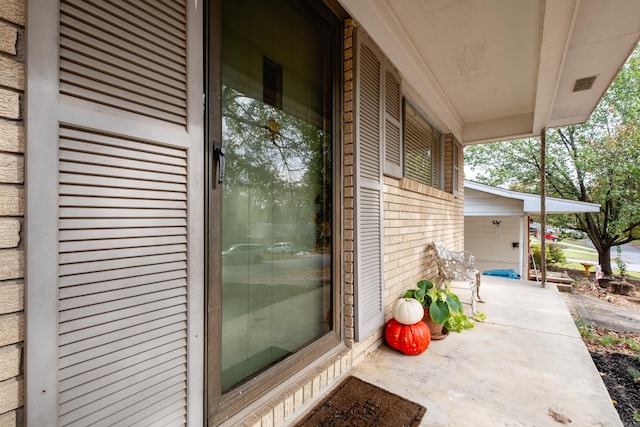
[353,30,385,341]
[384,65,402,177]
[26,1,204,426]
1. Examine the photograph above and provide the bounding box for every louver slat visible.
[59,260,187,288]
[60,352,187,404]
[62,1,185,57]
[58,304,186,345]
[119,392,188,427]
[432,129,442,188]
[60,312,187,357]
[384,69,402,176]
[404,106,433,186]
[59,0,188,125]
[359,188,382,320]
[358,44,381,182]
[59,236,187,254]
[59,335,186,379]
[59,174,187,192]
[60,161,187,184]
[59,185,187,201]
[57,123,189,423]
[59,367,187,426]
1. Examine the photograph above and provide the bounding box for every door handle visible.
[213,141,225,184]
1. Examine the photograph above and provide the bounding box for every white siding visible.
[465,216,523,276]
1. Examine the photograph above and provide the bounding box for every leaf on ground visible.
[548,408,572,424]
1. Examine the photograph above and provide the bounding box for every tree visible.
[465,45,640,275]
[221,86,332,251]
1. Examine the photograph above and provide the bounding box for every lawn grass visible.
[533,236,640,279]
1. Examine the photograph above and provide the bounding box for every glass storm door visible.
[216,0,334,393]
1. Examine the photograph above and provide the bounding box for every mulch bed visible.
[559,267,640,426]
[590,352,640,426]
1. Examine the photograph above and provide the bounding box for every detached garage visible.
[464,180,600,279]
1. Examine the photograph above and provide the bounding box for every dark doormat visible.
[293,376,426,426]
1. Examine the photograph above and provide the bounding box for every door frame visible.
[204,0,346,423]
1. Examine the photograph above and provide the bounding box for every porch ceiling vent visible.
[572,76,597,92]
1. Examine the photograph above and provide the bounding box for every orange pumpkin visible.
[384,318,431,355]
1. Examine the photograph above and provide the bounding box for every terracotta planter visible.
[423,307,448,340]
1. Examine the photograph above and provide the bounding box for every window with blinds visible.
[403,100,442,188]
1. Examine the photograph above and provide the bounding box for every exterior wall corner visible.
[0,0,25,425]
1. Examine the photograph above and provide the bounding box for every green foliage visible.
[628,341,640,353]
[221,86,333,251]
[616,245,627,277]
[531,243,565,265]
[473,311,487,321]
[404,279,477,331]
[445,311,475,332]
[465,45,640,275]
[547,243,566,265]
[626,366,640,382]
[601,334,618,347]
[575,319,594,339]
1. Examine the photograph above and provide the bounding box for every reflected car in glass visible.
[222,243,264,264]
[266,242,296,255]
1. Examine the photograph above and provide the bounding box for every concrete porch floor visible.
[349,276,622,426]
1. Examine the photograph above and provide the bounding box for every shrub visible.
[547,243,566,264]
[531,243,566,266]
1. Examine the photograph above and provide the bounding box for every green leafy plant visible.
[616,245,627,278]
[404,279,462,324]
[547,243,566,265]
[531,243,566,265]
[403,279,479,331]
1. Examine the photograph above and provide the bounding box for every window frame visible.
[402,98,444,190]
[206,0,345,423]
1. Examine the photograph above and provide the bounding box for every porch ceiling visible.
[338,0,640,145]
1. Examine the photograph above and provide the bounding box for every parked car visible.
[222,243,264,264]
[545,233,559,241]
[266,242,296,254]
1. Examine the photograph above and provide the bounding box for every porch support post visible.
[540,128,547,287]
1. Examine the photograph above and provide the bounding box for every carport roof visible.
[464,180,601,216]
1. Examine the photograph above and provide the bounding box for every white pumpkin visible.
[392,298,424,325]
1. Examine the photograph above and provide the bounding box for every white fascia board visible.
[465,180,600,215]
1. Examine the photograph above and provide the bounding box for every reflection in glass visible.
[220,0,333,391]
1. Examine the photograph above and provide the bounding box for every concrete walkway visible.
[564,291,640,334]
[350,277,622,426]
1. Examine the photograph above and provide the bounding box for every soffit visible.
[338,0,640,145]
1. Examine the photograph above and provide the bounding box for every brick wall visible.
[0,0,24,426]
[341,14,466,353]
[342,18,355,346]
[382,174,464,318]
